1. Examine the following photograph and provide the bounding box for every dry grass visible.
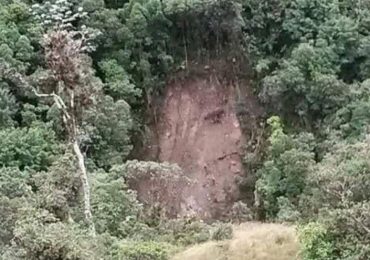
[172,222,300,260]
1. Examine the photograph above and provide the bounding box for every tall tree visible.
[0,1,102,236]
[42,28,98,236]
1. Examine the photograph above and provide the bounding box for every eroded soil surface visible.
[138,71,262,219]
[160,74,244,218]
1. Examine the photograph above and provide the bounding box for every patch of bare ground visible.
[159,74,244,218]
[137,64,264,219]
[172,222,300,260]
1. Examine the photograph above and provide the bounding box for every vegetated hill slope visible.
[139,68,263,219]
[172,223,299,260]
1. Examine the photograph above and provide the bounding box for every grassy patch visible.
[172,222,299,260]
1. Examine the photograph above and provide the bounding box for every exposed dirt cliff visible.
[137,68,264,219]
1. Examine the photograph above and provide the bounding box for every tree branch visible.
[351,216,370,235]
[0,63,71,121]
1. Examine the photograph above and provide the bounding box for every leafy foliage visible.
[0,168,29,199]
[99,59,141,103]
[91,169,142,238]
[256,117,315,218]
[0,85,18,128]
[245,1,370,257]
[298,222,334,260]
[0,124,61,171]
[2,0,370,258]
[112,241,173,260]
[3,209,99,260]
[296,137,370,259]
[82,96,133,169]
[0,1,38,73]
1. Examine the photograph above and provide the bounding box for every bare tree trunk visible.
[1,37,97,236]
[67,90,95,236]
[73,139,96,237]
[183,28,188,72]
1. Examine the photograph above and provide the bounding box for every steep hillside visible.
[136,69,263,219]
[3,0,370,259]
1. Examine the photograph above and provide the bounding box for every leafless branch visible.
[351,216,370,235]
[0,63,71,121]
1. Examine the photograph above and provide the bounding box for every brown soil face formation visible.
[140,70,263,220]
[158,75,243,219]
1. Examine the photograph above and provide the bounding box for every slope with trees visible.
[1,0,370,259]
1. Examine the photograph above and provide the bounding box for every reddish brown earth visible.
[134,67,264,220]
[154,73,244,219]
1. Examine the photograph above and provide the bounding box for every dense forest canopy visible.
[1,0,370,259]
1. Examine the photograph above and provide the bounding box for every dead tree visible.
[0,29,98,236]
[42,30,97,236]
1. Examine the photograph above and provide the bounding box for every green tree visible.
[0,167,30,199]
[82,95,134,169]
[2,209,100,260]
[98,59,141,103]
[299,222,335,260]
[0,85,18,128]
[0,124,61,171]
[0,196,25,249]
[256,117,315,218]
[92,169,142,238]
[300,136,370,259]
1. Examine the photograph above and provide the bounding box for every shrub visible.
[298,222,334,260]
[230,201,253,222]
[256,117,315,218]
[0,124,61,171]
[2,208,100,260]
[210,222,233,241]
[91,170,143,238]
[276,197,301,222]
[113,241,173,260]
[157,219,211,246]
